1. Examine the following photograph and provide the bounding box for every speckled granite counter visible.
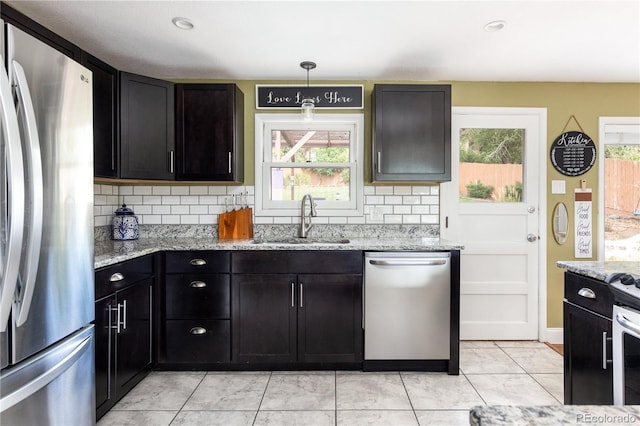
[470,405,640,425]
[557,260,640,282]
[95,237,463,269]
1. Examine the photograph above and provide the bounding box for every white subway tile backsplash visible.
[365,195,384,204]
[190,186,208,195]
[162,196,181,205]
[94,184,442,231]
[133,186,152,195]
[393,205,411,215]
[152,186,171,195]
[402,195,420,205]
[171,205,189,215]
[171,186,190,196]
[375,186,394,195]
[394,186,412,195]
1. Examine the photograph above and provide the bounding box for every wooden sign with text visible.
[256,85,364,109]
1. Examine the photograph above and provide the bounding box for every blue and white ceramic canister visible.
[112,204,139,240]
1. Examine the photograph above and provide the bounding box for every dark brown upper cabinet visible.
[175,84,244,182]
[372,84,451,182]
[81,52,118,178]
[119,72,175,180]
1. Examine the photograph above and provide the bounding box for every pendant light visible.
[300,61,316,122]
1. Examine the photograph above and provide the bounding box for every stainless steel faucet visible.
[299,194,317,238]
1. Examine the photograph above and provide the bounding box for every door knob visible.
[527,234,538,242]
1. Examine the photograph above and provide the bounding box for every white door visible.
[441,107,546,340]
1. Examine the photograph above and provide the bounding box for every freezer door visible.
[0,325,95,425]
[7,25,94,364]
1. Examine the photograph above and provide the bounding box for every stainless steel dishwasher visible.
[364,251,451,370]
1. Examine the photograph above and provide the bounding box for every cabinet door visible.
[298,274,363,363]
[95,295,116,420]
[115,279,152,398]
[373,84,451,182]
[175,84,244,181]
[82,52,118,178]
[232,274,297,363]
[564,301,613,404]
[120,72,175,180]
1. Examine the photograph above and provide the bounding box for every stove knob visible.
[621,274,636,285]
[635,279,640,289]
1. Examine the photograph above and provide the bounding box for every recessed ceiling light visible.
[172,17,194,30]
[484,20,507,32]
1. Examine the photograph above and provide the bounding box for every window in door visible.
[599,117,640,261]
[459,128,525,203]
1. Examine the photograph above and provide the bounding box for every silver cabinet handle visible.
[122,299,127,331]
[169,151,175,174]
[190,327,207,335]
[527,234,538,242]
[300,283,304,308]
[189,281,207,288]
[115,303,122,334]
[602,331,609,370]
[377,152,381,173]
[291,282,295,308]
[578,288,596,299]
[228,152,232,174]
[190,258,207,266]
[109,272,124,282]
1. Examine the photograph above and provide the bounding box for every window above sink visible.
[254,114,364,217]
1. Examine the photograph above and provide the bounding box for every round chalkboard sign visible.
[550,131,596,176]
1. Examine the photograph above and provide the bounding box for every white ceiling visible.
[4,0,640,83]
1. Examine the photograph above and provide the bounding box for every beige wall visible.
[177,78,640,329]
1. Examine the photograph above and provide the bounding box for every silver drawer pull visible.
[190,259,207,266]
[109,272,124,282]
[190,327,207,335]
[578,288,596,299]
[190,281,207,288]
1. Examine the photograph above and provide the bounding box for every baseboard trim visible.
[541,327,563,344]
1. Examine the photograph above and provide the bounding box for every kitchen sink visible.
[251,238,351,245]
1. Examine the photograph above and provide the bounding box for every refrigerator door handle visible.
[0,54,25,333]
[0,334,92,411]
[11,60,43,327]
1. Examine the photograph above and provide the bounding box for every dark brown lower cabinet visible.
[232,270,363,367]
[563,271,614,405]
[95,278,152,419]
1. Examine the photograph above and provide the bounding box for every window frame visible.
[254,113,364,217]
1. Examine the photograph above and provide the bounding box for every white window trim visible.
[598,116,640,260]
[254,113,364,217]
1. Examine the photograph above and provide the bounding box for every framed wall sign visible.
[256,85,364,109]
[550,130,597,176]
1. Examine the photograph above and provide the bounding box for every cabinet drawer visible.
[165,251,230,274]
[165,320,230,363]
[232,251,363,274]
[95,255,153,300]
[565,271,614,318]
[165,274,230,319]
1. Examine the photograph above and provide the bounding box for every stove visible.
[606,273,640,309]
[605,272,640,405]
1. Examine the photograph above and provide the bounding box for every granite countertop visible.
[470,405,640,425]
[95,237,464,269]
[556,260,640,282]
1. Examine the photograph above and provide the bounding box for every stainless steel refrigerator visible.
[0,21,95,425]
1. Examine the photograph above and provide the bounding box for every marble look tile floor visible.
[98,341,563,426]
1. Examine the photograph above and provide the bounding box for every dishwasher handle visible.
[368,259,447,266]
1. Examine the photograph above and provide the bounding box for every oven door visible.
[613,305,640,405]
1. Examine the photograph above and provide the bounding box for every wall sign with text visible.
[550,131,596,176]
[256,85,364,109]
